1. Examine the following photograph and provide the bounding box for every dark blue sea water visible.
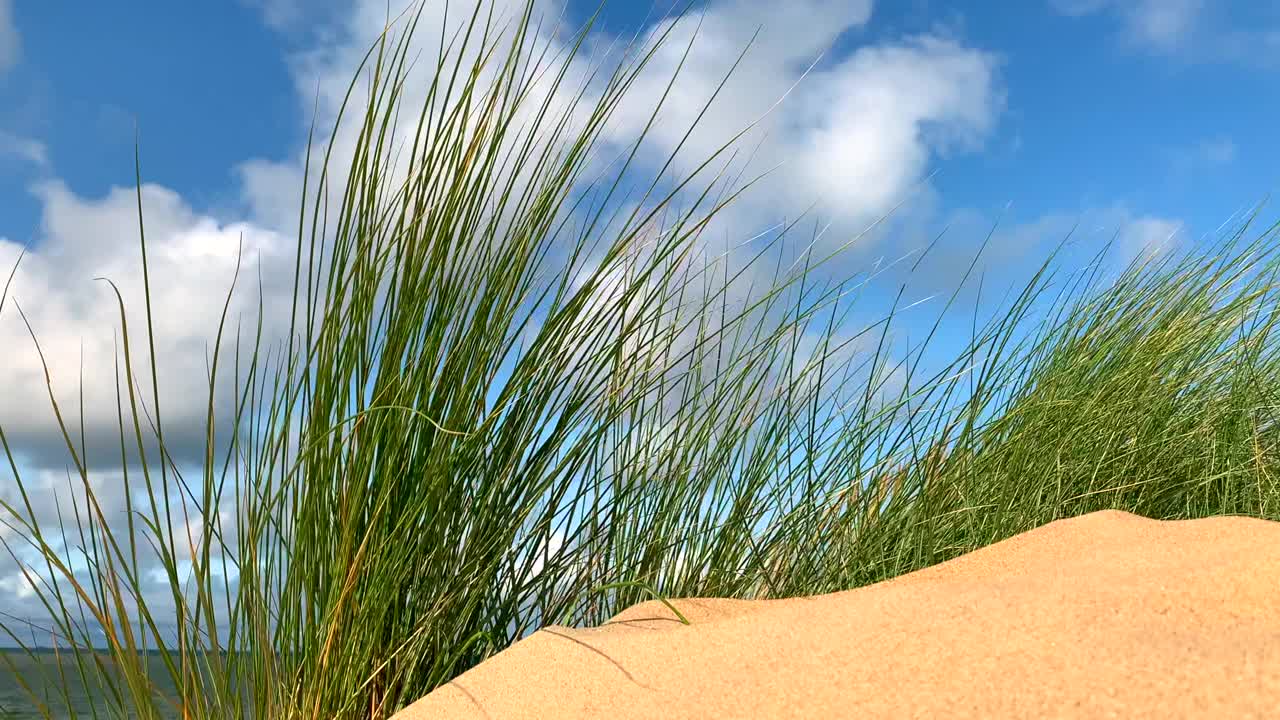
[0,651,189,719]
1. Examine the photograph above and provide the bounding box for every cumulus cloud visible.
[0,180,268,637]
[0,180,297,472]
[0,461,242,647]
[596,1,1001,260]
[0,0,1208,484]
[1,0,1014,636]
[240,0,1003,251]
[236,5,498,235]
[233,0,1005,421]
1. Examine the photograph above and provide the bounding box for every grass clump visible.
[1,1,1278,717]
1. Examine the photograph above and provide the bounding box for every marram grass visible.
[2,1,1279,718]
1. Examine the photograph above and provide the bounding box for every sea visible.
[0,650,206,719]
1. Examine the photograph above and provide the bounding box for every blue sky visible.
[3,0,1277,245]
[0,0,1278,639]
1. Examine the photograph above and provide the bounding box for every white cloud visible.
[1049,0,1275,57]
[861,202,1191,316]
[229,1,1009,507]
[0,130,46,167]
[0,0,18,75]
[1118,214,1182,260]
[1168,135,1237,175]
[598,3,1000,253]
[1,0,1011,628]
[0,461,243,645]
[241,0,304,31]
[1051,0,1205,44]
[239,0,1002,261]
[240,0,347,34]
[0,572,36,601]
[789,35,1001,224]
[1126,0,1205,50]
[0,180,297,471]
[238,0,578,233]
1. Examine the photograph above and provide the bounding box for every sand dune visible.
[392,509,1280,718]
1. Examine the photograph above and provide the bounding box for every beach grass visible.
[1,0,1279,717]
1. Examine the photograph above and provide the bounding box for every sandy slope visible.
[392,509,1280,718]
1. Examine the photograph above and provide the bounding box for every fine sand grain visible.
[392,509,1280,718]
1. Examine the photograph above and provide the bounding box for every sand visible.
[391,509,1280,718]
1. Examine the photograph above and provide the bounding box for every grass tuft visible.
[1,1,1279,717]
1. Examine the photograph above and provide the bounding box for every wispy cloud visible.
[0,129,47,167]
[237,0,346,35]
[1051,0,1280,64]
[1167,136,1237,175]
[1049,0,1205,53]
[1118,214,1183,260]
[1126,0,1205,51]
[1192,136,1237,166]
